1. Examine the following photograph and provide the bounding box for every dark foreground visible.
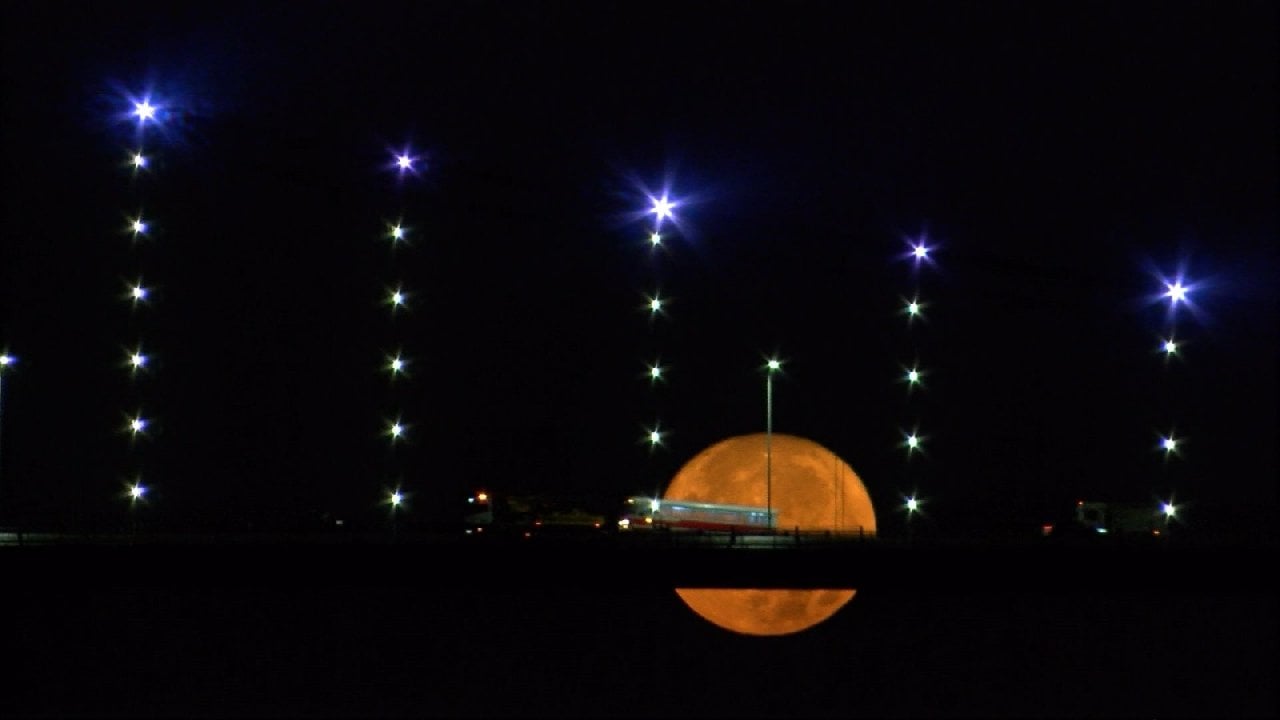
[3,534,1275,718]
[2,529,1275,590]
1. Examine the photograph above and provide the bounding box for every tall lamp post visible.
[764,357,782,531]
[0,354,14,522]
[904,495,919,544]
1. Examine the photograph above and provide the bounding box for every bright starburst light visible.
[386,286,408,312]
[649,232,662,247]
[650,195,675,223]
[127,414,148,436]
[0,354,14,367]
[133,100,156,122]
[648,361,664,383]
[390,490,404,508]
[912,243,929,260]
[129,482,147,501]
[643,291,667,318]
[1165,281,1188,304]
[1160,434,1180,455]
[385,352,408,378]
[131,217,148,236]
[905,496,920,513]
[902,428,924,456]
[128,349,148,372]
[903,365,925,392]
[1162,338,1178,356]
[129,282,149,304]
[643,423,666,450]
[131,151,147,169]
[386,419,406,442]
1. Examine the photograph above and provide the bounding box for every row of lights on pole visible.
[1154,273,1193,525]
[381,149,420,517]
[121,98,164,510]
[640,194,676,491]
[900,236,933,531]
[0,354,14,519]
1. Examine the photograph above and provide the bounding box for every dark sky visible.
[2,1,1276,534]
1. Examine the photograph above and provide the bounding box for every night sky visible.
[2,1,1276,537]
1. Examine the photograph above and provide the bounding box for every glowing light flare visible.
[1159,434,1181,455]
[130,217,148,236]
[386,418,407,442]
[643,423,667,450]
[389,223,407,242]
[650,195,675,224]
[1143,265,1211,325]
[905,496,920,513]
[1162,339,1178,356]
[386,146,425,176]
[129,283,150,304]
[1161,501,1177,519]
[127,414,148,436]
[766,358,782,373]
[387,354,407,376]
[901,295,927,324]
[896,234,941,268]
[390,490,404,508]
[643,291,668,318]
[901,428,925,456]
[0,354,14,367]
[903,365,924,388]
[133,100,156,122]
[385,286,408,313]
[647,361,664,383]
[129,482,147,501]
[649,232,662,247]
[128,349,149,372]
[131,151,148,169]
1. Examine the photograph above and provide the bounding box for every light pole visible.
[0,354,14,522]
[388,488,404,539]
[765,357,782,531]
[127,479,146,540]
[904,495,919,544]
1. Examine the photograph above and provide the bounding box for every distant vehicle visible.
[1042,500,1172,540]
[618,495,777,533]
[463,490,606,538]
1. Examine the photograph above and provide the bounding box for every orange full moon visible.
[666,433,877,636]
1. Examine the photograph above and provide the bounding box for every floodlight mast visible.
[0,354,14,520]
